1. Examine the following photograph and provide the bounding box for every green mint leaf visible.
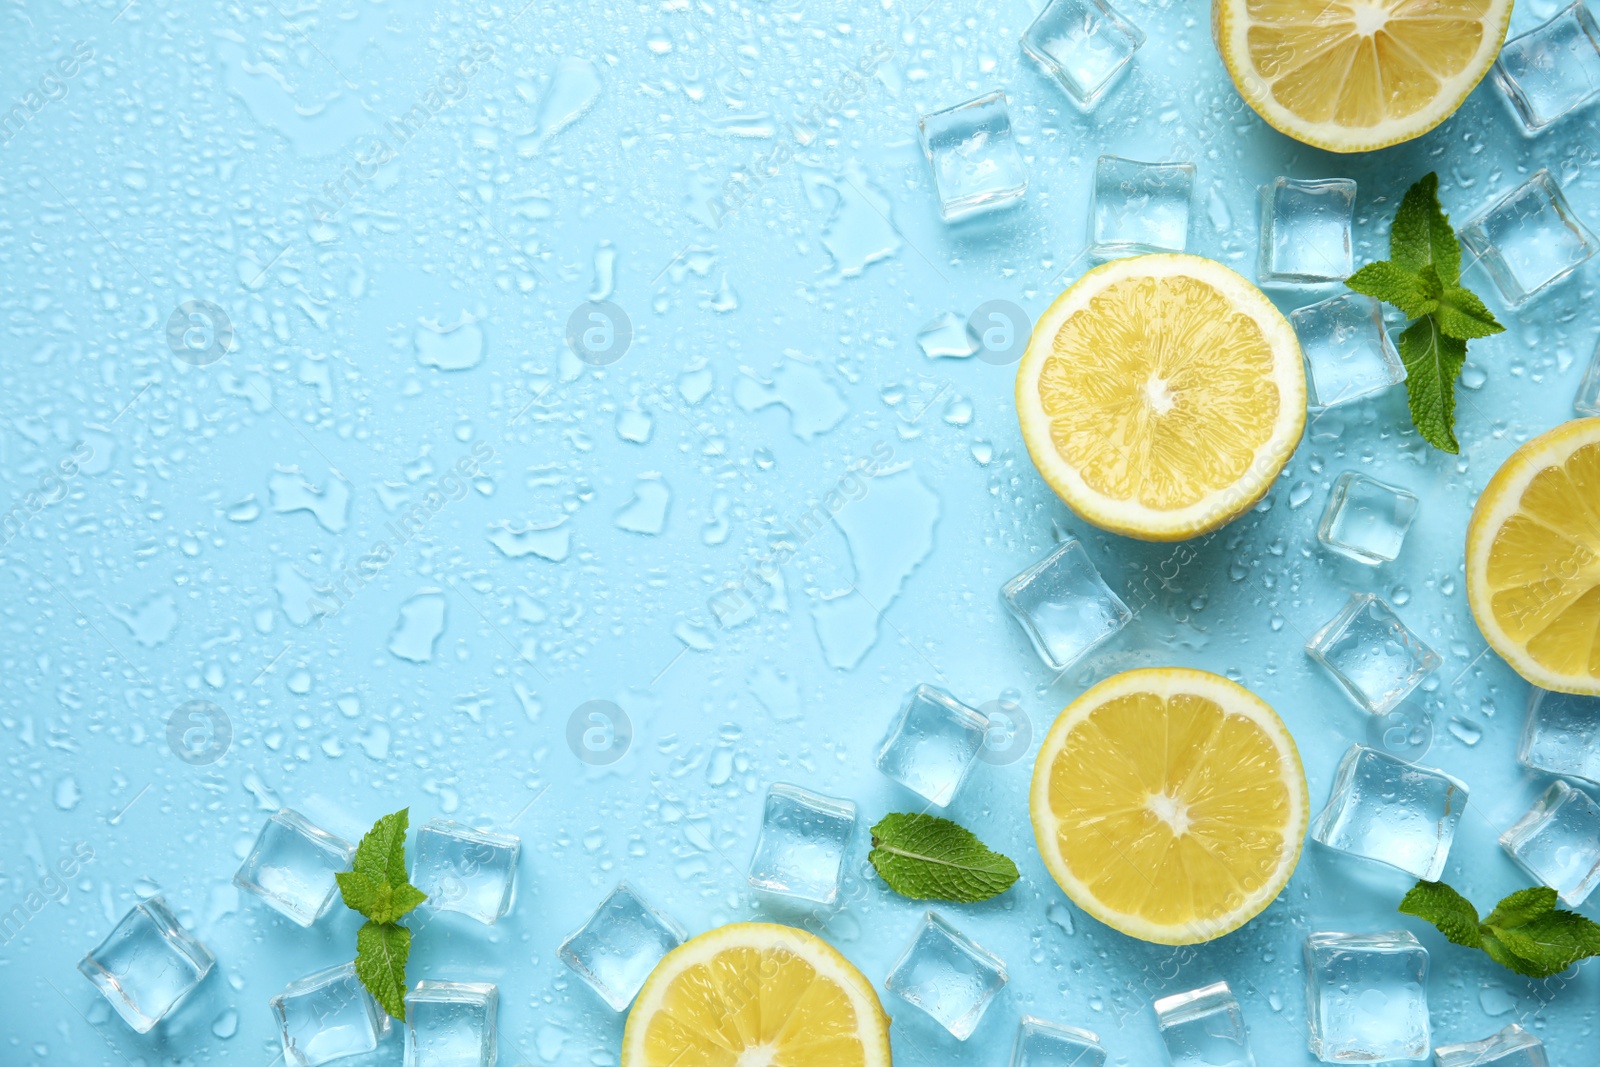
[1398,880,1481,948]
[1436,286,1505,340]
[1492,910,1600,976]
[369,883,428,925]
[355,920,412,1021]
[1482,886,1558,930]
[1396,317,1467,454]
[336,869,386,921]
[868,813,1019,904]
[1389,173,1460,284]
[1346,261,1437,320]
[352,808,411,887]
[1479,928,1553,978]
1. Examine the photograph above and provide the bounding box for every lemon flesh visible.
[1467,418,1600,696]
[1016,254,1305,541]
[622,923,892,1067]
[1030,668,1308,945]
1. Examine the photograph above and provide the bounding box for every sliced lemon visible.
[1466,418,1600,696]
[1015,254,1305,542]
[1030,668,1308,945]
[621,923,892,1067]
[1214,0,1514,153]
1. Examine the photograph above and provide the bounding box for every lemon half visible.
[621,923,892,1067]
[1214,0,1514,153]
[1467,418,1600,696]
[1016,254,1305,542]
[1030,668,1309,945]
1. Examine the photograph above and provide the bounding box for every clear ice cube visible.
[1020,0,1145,110]
[411,819,520,925]
[1089,155,1194,256]
[270,962,385,1067]
[557,882,686,1011]
[875,684,991,807]
[233,808,356,927]
[1519,688,1600,785]
[1009,1016,1107,1067]
[1458,169,1598,307]
[1433,1023,1548,1067]
[1306,594,1441,715]
[885,911,1008,1041]
[1310,744,1468,881]
[1493,2,1600,133]
[1002,539,1132,673]
[1576,338,1600,416]
[1500,779,1600,906]
[917,91,1028,222]
[746,782,857,904]
[1292,294,1406,409]
[1317,472,1418,564]
[405,980,497,1067]
[77,895,215,1034]
[1303,931,1430,1063]
[1153,981,1255,1067]
[1258,178,1357,285]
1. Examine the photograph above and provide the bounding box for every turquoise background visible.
[2,0,1599,1063]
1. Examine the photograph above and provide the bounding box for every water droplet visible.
[54,775,81,811]
[389,591,447,663]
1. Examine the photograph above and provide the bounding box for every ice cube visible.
[1020,0,1145,110]
[1458,169,1598,307]
[1292,294,1406,409]
[1310,744,1468,881]
[557,882,686,1011]
[405,980,497,1067]
[1258,178,1357,285]
[270,962,385,1067]
[1153,981,1255,1067]
[1576,337,1600,416]
[1306,594,1441,715]
[1089,155,1194,256]
[1009,1016,1107,1067]
[917,91,1028,222]
[1493,2,1600,133]
[77,895,215,1034]
[233,808,356,927]
[746,783,857,904]
[1002,539,1132,673]
[411,820,520,925]
[1303,930,1430,1063]
[1500,779,1600,906]
[885,911,1008,1041]
[1317,472,1418,564]
[875,684,991,807]
[1433,1023,1548,1067]
[1518,688,1600,785]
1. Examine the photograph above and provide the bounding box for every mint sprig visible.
[337,809,428,1020]
[868,813,1019,903]
[1400,880,1600,979]
[1346,173,1504,454]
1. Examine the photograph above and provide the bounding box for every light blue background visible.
[3,0,1599,1063]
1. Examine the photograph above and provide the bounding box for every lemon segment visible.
[1016,254,1305,542]
[1466,417,1600,696]
[1214,0,1514,153]
[621,923,892,1067]
[1030,668,1308,945]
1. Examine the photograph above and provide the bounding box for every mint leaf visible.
[1401,880,1600,979]
[1399,880,1481,948]
[352,808,411,885]
[370,883,428,925]
[1436,286,1504,340]
[1483,886,1558,930]
[336,869,386,920]
[869,813,1018,903]
[355,920,412,1021]
[1346,261,1437,320]
[1396,318,1467,454]
[1389,173,1460,284]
